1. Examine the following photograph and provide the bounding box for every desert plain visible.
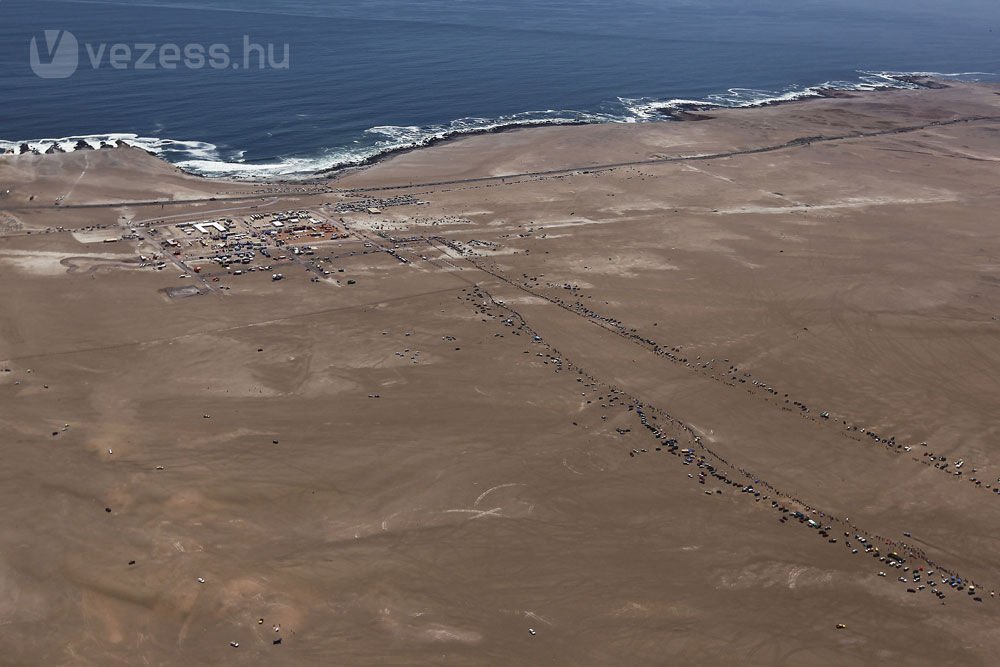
[2,81,1000,665]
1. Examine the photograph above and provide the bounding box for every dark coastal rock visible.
[814,88,857,99]
[663,110,715,121]
[112,138,157,157]
[891,75,950,89]
[656,101,720,121]
[44,144,65,154]
[73,139,94,151]
[18,143,31,155]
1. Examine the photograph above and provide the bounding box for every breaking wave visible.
[618,71,996,119]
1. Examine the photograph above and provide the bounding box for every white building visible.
[194,221,227,234]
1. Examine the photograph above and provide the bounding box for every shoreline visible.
[0,74,969,185]
[3,79,998,212]
[651,74,953,120]
[2,80,996,214]
[324,76,958,186]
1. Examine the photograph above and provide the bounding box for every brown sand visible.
[2,81,1000,665]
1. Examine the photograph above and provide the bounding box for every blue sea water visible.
[1,0,998,178]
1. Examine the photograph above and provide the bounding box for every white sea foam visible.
[617,71,966,118]
[0,133,223,161]
[2,71,994,181]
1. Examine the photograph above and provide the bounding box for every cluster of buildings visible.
[155,208,356,282]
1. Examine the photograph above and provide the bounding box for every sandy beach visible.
[3,80,1000,665]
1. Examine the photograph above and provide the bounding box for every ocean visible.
[2,0,998,179]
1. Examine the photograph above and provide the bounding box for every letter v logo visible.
[30,29,79,79]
